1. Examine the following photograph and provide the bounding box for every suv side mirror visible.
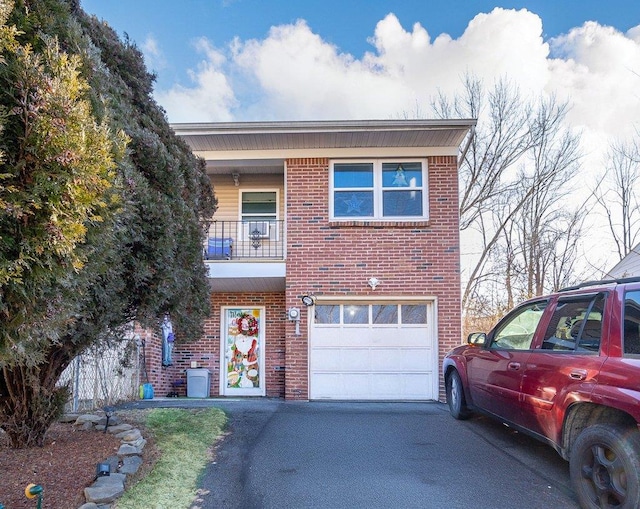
[467,332,487,346]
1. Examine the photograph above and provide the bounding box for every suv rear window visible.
[541,294,605,352]
[624,290,640,355]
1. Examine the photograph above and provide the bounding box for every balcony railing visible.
[204,220,285,260]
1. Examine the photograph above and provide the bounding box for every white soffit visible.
[172,119,476,161]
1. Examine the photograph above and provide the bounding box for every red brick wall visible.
[285,156,461,401]
[142,292,286,398]
[141,154,461,403]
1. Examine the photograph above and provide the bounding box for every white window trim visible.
[329,158,429,221]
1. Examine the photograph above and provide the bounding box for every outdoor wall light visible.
[368,277,380,290]
[301,295,315,307]
[232,171,240,186]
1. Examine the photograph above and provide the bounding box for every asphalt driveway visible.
[187,400,580,509]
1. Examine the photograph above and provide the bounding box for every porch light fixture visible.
[301,295,315,307]
[368,277,380,290]
[232,171,240,186]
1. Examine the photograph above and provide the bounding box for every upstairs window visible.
[241,191,277,220]
[240,190,277,239]
[330,160,428,220]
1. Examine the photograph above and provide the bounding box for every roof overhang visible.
[172,119,476,174]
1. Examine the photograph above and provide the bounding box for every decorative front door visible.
[221,307,266,396]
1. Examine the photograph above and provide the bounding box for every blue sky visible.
[82,1,640,94]
[78,1,640,156]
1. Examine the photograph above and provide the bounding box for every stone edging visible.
[60,413,147,509]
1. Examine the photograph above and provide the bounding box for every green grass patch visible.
[115,407,226,509]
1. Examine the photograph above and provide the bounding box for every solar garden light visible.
[103,405,115,433]
[96,462,111,478]
[24,484,43,509]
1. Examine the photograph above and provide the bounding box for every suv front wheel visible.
[446,370,470,420]
[569,423,640,509]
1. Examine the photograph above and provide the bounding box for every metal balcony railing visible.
[204,220,285,260]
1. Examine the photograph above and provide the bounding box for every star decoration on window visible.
[343,193,364,213]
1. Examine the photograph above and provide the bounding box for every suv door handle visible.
[508,362,521,370]
[569,369,588,381]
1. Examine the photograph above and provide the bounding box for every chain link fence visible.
[59,337,141,413]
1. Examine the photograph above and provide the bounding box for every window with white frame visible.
[240,191,277,239]
[330,160,428,220]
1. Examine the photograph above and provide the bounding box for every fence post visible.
[73,355,80,413]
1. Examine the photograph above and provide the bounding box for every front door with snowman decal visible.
[221,307,266,396]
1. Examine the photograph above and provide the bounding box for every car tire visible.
[446,370,471,420]
[570,423,640,509]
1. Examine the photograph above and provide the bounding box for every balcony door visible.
[221,307,266,396]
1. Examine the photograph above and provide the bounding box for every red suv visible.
[443,277,640,509]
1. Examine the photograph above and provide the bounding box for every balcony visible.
[204,220,285,260]
[203,220,286,293]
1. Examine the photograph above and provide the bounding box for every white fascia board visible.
[171,119,477,135]
[197,146,459,162]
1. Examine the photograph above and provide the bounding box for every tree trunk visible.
[0,353,71,448]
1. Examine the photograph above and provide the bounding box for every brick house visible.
[142,119,476,402]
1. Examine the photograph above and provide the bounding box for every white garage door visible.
[309,301,437,400]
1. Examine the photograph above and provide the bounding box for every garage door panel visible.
[369,375,398,397]
[400,373,435,399]
[312,372,434,400]
[313,327,431,347]
[312,373,370,399]
[369,348,429,369]
[311,347,432,372]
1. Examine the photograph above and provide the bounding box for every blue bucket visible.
[140,383,154,399]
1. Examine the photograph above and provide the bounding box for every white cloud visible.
[156,7,640,138]
[548,22,640,138]
[151,10,640,167]
[366,9,550,100]
[155,38,237,122]
[229,19,414,120]
[141,35,167,73]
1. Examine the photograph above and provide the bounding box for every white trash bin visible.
[186,368,211,398]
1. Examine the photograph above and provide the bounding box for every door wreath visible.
[237,312,259,336]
